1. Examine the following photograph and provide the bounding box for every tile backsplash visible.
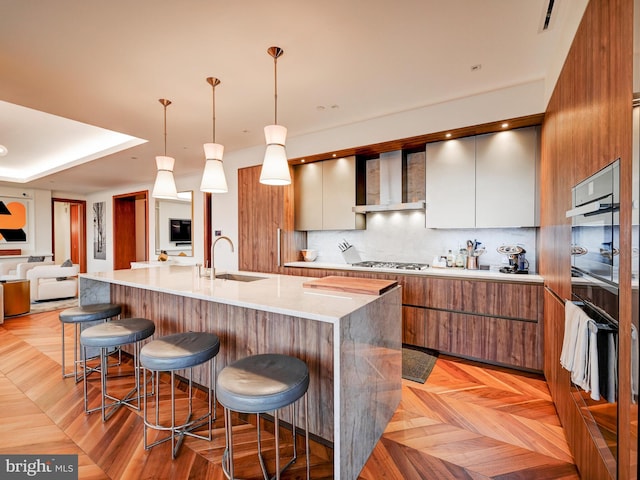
[305,211,538,272]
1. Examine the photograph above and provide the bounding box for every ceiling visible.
[0,0,585,194]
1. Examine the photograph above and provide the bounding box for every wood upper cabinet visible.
[294,156,365,231]
[425,136,476,228]
[238,165,305,274]
[425,126,539,228]
[475,127,539,227]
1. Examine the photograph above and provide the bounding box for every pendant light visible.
[260,46,291,186]
[152,98,179,199]
[200,77,228,193]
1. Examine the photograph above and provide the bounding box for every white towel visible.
[571,316,593,392]
[561,301,587,371]
[588,322,600,401]
[607,332,617,403]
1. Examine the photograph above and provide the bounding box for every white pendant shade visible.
[200,142,228,193]
[152,155,179,199]
[260,124,291,185]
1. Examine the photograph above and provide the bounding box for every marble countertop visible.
[80,267,395,324]
[284,261,544,283]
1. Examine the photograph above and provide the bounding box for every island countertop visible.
[80,266,390,323]
[79,266,402,479]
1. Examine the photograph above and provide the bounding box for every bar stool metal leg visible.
[80,317,155,422]
[141,332,220,459]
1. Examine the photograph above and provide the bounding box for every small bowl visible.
[301,249,318,262]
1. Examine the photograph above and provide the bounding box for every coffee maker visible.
[497,245,529,274]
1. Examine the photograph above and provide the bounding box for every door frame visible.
[51,198,87,272]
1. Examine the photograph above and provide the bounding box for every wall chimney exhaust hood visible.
[352,150,426,213]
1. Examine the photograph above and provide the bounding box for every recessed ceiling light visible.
[501,122,509,128]
[331,104,340,109]
[445,133,452,138]
[301,159,306,163]
[0,145,7,156]
[471,64,482,71]
[332,153,337,157]
[316,106,326,111]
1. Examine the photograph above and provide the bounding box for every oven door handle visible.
[565,200,603,218]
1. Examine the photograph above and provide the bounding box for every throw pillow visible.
[57,259,73,281]
[28,255,45,262]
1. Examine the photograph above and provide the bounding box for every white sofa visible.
[0,260,54,281]
[26,264,79,302]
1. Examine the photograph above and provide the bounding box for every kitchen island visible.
[79,267,402,479]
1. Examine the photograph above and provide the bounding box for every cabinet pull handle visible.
[277,228,281,267]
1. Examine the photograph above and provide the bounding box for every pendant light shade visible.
[152,99,179,199]
[260,124,290,185]
[200,77,228,193]
[260,46,291,186]
[152,155,178,199]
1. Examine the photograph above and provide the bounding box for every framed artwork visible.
[0,197,29,243]
[93,201,106,260]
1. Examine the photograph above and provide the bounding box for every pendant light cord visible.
[163,104,167,156]
[212,83,216,143]
[273,54,278,125]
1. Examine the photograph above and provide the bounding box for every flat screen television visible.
[169,218,192,243]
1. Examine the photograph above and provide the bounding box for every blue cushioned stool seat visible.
[217,354,309,413]
[80,317,155,422]
[140,331,220,459]
[60,303,122,323]
[217,354,310,480]
[59,303,122,382]
[140,332,220,370]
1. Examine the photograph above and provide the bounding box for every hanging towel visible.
[571,316,594,392]
[606,332,617,403]
[588,321,600,401]
[561,301,588,371]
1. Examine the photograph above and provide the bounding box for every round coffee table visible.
[2,279,30,316]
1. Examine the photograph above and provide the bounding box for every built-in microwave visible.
[567,159,620,285]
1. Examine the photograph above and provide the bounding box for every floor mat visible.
[402,346,438,384]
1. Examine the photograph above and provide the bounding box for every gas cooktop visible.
[351,261,429,271]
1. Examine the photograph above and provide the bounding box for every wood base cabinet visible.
[285,266,544,371]
[403,276,544,371]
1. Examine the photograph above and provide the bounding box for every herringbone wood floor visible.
[0,309,579,479]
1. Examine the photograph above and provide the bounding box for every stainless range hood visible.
[352,150,426,213]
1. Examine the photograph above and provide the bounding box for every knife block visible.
[341,246,362,264]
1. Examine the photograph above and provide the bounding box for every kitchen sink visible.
[215,273,266,282]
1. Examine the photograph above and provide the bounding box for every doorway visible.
[113,191,148,270]
[52,198,87,272]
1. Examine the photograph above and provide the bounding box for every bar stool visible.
[140,331,220,458]
[59,303,122,382]
[80,317,155,421]
[216,353,310,480]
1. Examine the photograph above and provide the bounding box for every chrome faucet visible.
[211,236,234,279]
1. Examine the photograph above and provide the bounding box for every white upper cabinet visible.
[425,136,476,228]
[294,156,365,231]
[425,126,539,228]
[294,162,323,231]
[475,127,538,227]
